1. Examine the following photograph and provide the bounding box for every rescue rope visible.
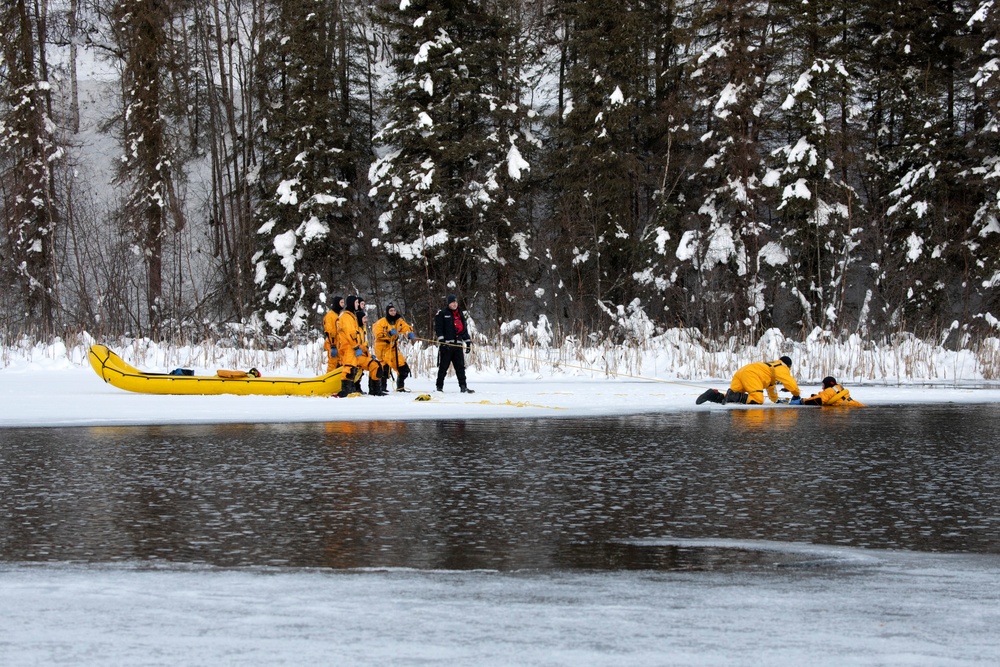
[411,336,711,390]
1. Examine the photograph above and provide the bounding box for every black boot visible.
[397,364,410,392]
[337,379,355,398]
[349,367,365,394]
[460,385,475,394]
[725,389,749,404]
[369,376,385,396]
[696,388,725,405]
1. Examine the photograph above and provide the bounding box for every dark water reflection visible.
[1,405,999,570]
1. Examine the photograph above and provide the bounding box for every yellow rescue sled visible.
[87,344,342,397]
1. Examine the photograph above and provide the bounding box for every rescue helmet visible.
[822,376,837,389]
[779,355,792,368]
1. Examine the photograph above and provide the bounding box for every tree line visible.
[2,0,1000,348]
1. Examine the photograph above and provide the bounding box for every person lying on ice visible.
[801,376,865,407]
[696,356,801,405]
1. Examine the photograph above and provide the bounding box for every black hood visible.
[331,296,343,315]
[344,295,359,313]
[386,304,400,324]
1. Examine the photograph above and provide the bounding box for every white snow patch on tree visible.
[762,169,782,188]
[787,137,817,166]
[273,230,298,273]
[713,83,742,119]
[906,232,924,261]
[610,86,625,105]
[676,230,699,261]
[312,194,345,206]
[299,216,329,243]
[507,143,530,180]
[792,71,813,95]
[653,227,670,255]
[704,225,738,272]
[277,179,299,205]
[698,39,731,65]
[759,241,789,266]
[980,215,1000,236]
[632,268,670,290]
[264,310,288,331]
[387,229,449,261]
[782,178,812,201]
[274,230,297,258]
[598,298,655,342]
[969,2,991,23]
[511,232,530,260]
[267,283,288,305]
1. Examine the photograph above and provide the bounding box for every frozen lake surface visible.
[1,365,1000,664]
[3,406,1000,665]
[3,548,999,666]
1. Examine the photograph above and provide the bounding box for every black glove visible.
[465,341,472,353]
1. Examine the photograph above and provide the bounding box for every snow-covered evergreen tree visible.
[0,0,63,335]
[861,0,974,329]
[252,0,367,334]
[544,0,689,324]
[763,0,864,334]
[369,0,534,319]
[109,0,188,334]
[965,0,1000,324]
[679,0,775,336]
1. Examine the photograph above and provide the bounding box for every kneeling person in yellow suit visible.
[802,376,865,407]
[697,356,800,405]
[336,296,385,396]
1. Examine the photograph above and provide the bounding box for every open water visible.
[2,404,999,570]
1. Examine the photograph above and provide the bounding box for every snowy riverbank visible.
[2,337,1000,428]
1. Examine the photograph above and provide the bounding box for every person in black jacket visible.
[434,294,474,393]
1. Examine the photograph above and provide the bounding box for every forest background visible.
[3,0,1000,365]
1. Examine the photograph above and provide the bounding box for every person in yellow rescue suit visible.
[322,295,345,373]
[696,356,801,405]
[336,295,385,396]
[802,376,865,407]
[373,304,416,393]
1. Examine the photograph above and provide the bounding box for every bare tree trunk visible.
[69,0,80,133]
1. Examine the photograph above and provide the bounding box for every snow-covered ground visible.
[2,340,1000,665]
[2,336,1000,428]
